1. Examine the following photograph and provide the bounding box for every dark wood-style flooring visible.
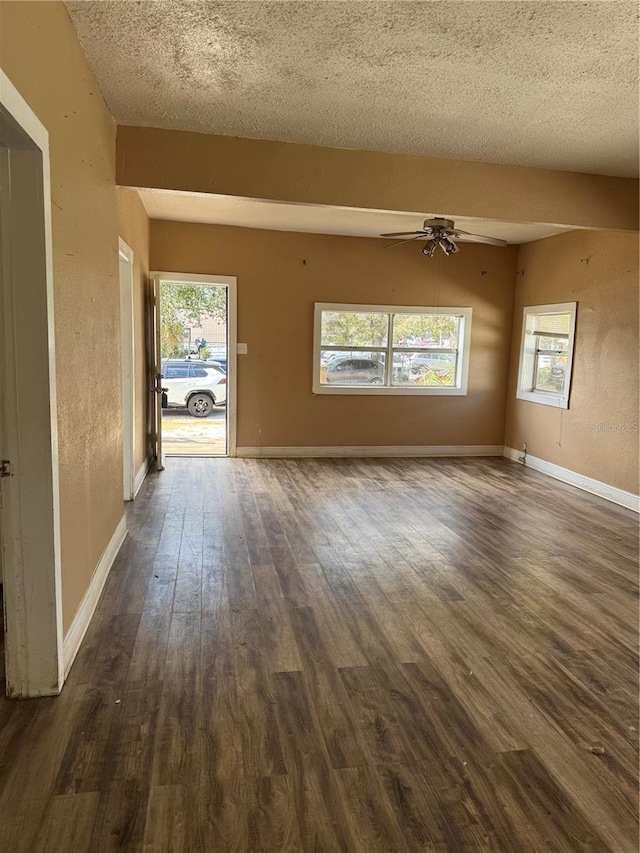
[0,457,638,852]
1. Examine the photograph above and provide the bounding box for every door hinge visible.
[1,460,13,478]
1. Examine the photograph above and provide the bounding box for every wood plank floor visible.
[0,457,638,852]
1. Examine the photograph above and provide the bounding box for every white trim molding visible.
[238,445,503,459]
[133,457,152,498]
[503,447,639,512]
[62,516,128,677]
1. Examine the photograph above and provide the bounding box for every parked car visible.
[161,359,226,417]
[207,353,227,372]
[322,351,371,367]
[325,357,385,384]
[405,352,456,385]
[409,352,453,370]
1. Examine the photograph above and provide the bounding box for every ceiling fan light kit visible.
[381,217,507,257]
[422,235,460,256]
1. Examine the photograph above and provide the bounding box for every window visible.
[189,365,209,378]
[516,302,577,409]
[313,303,472,395]
[164,364,189,379]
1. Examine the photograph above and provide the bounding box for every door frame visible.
[151,272,237,457]
[0,70,63,696]
[119,239,135,499]
[151,274,164,470]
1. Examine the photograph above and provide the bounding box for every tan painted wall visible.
[0,2,123,632]
[119,126,639,232]
[117,189,151,475]
[151,221,518,448]
[505,230,639,495]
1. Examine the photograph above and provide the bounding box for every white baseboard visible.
[133,456,152,498]
[503,446,639,512]
[62,515,128,677]
[237,445,504,459]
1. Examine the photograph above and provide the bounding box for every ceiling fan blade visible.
[449,230,507,247]
[380,231,427,238]
[383,234,429,249]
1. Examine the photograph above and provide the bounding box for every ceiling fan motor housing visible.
[424,218,454,229]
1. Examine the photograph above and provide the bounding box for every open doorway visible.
[152,273,237,460]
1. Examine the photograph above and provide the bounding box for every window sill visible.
[313,384,468,396]
[516,389,569,409]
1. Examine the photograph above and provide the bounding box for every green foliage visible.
[163,319,187,359]
[160,283,226,359]
[392,314,458,345]
[321,312,388,347]
[321,311,459,348]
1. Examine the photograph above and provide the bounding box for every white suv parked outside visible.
[161,359,226,417]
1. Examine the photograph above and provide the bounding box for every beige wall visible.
[119,126,639,232]
[151,221,518,448]
[118,189,151,475]
[0,2,123,632]
[505,230,639,495]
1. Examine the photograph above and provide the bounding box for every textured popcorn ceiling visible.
[66,0,639,178]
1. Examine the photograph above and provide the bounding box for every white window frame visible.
[516,302,577,409]
[312,303,472,396]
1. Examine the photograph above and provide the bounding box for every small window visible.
[313,303,472,395]
[516,302,577,409]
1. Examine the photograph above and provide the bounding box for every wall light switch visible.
[237,343,248,354]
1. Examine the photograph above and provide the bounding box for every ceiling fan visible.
[381,217,507,257]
